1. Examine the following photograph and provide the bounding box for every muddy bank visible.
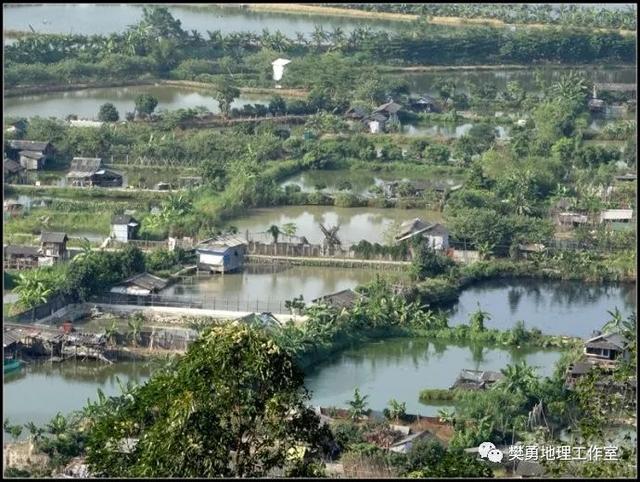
[4,79,308,99]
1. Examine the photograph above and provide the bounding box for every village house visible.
[6,140,54,170]
[3,158,27,183]
[344,106,368,121]
[110,214,139,243]
[395,218,450,251]
[312,289,363,311]
[364,101,402,133]
[110,272,169,296]
[66,157,123,188]
[599,208,634,229]
[39,231,69,264]
[3,199,24,217]
[584,331,630,362]
[409,94,442,113]
[235,312,282,329]
[196,235,247,273]
[449,369,504,390]
[3,245,40,269]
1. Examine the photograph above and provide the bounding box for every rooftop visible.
[197,234,247,251]
[312,289,361,309]
[116,272,169,292]
[7,140,51,152]
[111,214,139,225]
[67,157,102,177]
[40,232,68,244]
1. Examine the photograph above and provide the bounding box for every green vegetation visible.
[84,324,331,477]
[4,7,635,91]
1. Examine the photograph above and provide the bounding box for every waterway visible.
[228,205,442,246]
[3,84,270,120]
[442,278,636,338]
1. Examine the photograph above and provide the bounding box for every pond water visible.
[3,360,153,432]
[160,265,401,313]
[305,338,563,415]
[4,84,270,120]
[398,67,637,97]
[280,169,462,196]
[3,4,401,37]
[443,278,637,338]
[228,205,442,246]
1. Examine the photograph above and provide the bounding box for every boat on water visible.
[3,358,23,374]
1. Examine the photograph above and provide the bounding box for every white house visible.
[600,209,633,224]
[196,235,247,273]
[272,58,291,86]
[395,218,450,251]
[110,214,139,243]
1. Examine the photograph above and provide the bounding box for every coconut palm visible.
[437,408,455,425]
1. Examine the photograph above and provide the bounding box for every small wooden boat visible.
[3,358,23,374]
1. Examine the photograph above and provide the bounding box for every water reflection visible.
[305,338,562,414]
[444,278,636,337]
[4,85,270,119]
[3,360,152,431]
[230,206,442,245]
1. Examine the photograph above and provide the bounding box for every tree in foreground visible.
[85,324,330,477]
[97,102,120,122]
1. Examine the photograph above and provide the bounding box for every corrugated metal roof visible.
[40,232,68,243]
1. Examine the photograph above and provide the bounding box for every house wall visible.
[19,156,43,170]
[425,233,449,251]
[198,247,246,273]
[111,224,130,243]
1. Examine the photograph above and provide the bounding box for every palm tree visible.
[267,224,281,244]
[602,307,624,334]
[46,413,68,437]
[348,388,369,421]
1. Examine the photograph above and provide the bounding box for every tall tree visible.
[85,325,329,477]
[214,77,240,119]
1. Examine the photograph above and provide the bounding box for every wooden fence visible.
[246,240,412,261]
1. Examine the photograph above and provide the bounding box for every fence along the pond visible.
[4,294,73,323]
[91,293,292,314]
